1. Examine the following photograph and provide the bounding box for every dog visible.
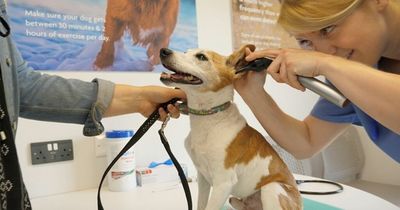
[94,0,179,70]
[159,45,302,210]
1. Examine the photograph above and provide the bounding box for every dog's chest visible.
[185,110,247,182]
[186,109,246,153]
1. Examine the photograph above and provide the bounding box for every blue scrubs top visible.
[311,97,400,163]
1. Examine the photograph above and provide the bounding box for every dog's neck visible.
[185,85,234,112]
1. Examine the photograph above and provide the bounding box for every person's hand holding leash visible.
[104,85,186,121]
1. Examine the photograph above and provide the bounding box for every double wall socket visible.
[31,139,74,165]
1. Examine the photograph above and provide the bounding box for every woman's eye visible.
[195,53,208,61]
[297,39,314,50]
[320,25,336,37]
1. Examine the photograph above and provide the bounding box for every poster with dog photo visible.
[8,0,198,71]
[231,0,298,50]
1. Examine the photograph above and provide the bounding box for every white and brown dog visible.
[159,45,302,210]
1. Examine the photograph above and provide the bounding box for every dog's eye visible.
[195,53,208,61]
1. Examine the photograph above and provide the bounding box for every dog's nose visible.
[160,48,173,58]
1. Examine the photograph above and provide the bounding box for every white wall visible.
[17,0,400,200]
[356,127,400,186]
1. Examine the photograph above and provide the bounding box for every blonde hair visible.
[278,0,364,34]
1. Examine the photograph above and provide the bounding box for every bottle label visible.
[111,169,135,180]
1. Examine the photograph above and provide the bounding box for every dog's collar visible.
[180,101,232,115]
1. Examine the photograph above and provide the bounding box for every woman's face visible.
[294,0,389,66]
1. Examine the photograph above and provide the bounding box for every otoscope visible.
[236,57,349,108]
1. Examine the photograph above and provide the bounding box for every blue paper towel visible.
[220,197,342,210]
[304,197,343,210]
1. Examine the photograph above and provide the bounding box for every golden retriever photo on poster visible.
[94,0,180,70]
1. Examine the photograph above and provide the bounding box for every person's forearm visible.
[321,57,400,134]
[240,89,314,158]
[104,85,140,117]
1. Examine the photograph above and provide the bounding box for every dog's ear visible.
[226,44,256,71]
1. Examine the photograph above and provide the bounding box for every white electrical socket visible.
[94,134,106,157]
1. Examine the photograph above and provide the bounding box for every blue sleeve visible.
[11,38,115,136]
[310,97,360,124]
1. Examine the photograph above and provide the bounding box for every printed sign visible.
[231,0,298,50]
[8,0,198,71]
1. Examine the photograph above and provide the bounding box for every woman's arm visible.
[246,48,400,134]
[237,77,348,158]
[321,56,400,134]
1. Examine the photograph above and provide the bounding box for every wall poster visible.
[8,0,198,71]
[231,0,298,51]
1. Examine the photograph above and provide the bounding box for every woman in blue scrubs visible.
[232,0,400,208]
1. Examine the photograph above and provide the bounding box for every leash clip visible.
[160,114,171,132]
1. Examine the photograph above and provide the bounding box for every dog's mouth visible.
[160,64,203,85]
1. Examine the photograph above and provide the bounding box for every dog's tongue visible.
[161,72,171,79]
[160,71,202,84]
[160,72,184,83]
[161,72,194,80]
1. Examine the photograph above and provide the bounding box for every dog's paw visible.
[229,197,246,210]
[93,52,115,70]
[229,192,263,210]
[92,63,112,71]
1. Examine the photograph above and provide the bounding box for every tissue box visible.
[136,164,187,186]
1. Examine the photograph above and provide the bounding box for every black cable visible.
[296,179,344,195]
[0,16,10,37]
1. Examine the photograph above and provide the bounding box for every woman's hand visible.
[245,48,334,91]
[234,48,268,98]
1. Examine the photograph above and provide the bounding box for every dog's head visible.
[159,44,255,92]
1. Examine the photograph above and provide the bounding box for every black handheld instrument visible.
[236,58,349,108]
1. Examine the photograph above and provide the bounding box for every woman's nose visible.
[313,39,337,55]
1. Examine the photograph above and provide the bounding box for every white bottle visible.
[106,130,136,192]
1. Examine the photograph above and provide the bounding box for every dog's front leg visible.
[197,172,211,210]
[204,182,233,210]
